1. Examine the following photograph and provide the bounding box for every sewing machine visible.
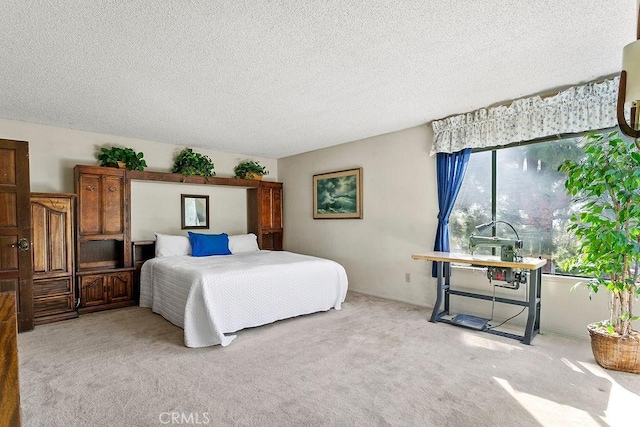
[468,235,523,263]
[469,223,525,288]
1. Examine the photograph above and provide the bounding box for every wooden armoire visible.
[31,193,78,324]
[74,165,134,313]
[247,181,283,250]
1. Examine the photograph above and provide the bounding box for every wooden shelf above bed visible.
[125,170,262,188]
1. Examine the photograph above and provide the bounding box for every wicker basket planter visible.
[244,173,263,181]
[588,323,640,374]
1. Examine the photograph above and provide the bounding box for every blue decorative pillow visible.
[188,232,231,257]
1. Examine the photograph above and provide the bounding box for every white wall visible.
[0,117,277,239]
[278,124,612,340]
[131,181,247,241]
[279,125,436,305]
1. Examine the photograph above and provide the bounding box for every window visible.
[449,135,591,274]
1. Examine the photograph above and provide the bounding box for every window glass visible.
[450,137,585,274]
[449,150,492,256]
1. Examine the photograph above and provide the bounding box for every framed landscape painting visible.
[313,168,363,219]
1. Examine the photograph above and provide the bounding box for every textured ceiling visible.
[0,1,636,158]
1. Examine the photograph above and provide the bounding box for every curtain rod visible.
[432,73,620,124]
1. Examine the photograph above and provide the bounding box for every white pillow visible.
[228,233,259,254]
[154,233,192,257]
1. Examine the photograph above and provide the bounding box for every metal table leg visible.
[522,268,541,345]
[430,261,444,322]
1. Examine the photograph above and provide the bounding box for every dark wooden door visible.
[0,139,34,332]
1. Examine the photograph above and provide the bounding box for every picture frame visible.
[181,194,210,229]
[313,168,363,219]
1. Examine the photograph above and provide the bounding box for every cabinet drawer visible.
[34,294,74,316]
[33,277,72,298]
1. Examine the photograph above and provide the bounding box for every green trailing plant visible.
[171,148,216,177]
[558,131,640,338]
[97,146,147,171]
[234,160,269,179]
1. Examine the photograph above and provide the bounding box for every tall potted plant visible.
[559,131,640,373]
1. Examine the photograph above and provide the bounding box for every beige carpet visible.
[17,292,640,427]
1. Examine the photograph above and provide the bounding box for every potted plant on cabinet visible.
[234,160,268,180]
[97,146,147,171]
[559,131,640,373]
[172,148,216,177]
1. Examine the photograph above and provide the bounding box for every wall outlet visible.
[405,273,411,283]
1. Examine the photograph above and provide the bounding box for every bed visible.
[139,246,348,348]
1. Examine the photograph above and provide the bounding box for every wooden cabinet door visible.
[79,275,108,307]
[0,139,34,332]
[102,175,124,235]
[79,272,131,308]
[31,196,74,278]
[272,187,282,229]
[258,184,283,230]
[247,183,284,251]
[76,167,126,237]
[108,271,131,303]
[259,188,274,229]
[77,173,101,236]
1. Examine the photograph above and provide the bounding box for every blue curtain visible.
[432,148,472,277]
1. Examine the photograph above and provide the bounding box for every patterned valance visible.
[430,77,619,155]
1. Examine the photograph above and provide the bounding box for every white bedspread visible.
[139,251,348,347]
